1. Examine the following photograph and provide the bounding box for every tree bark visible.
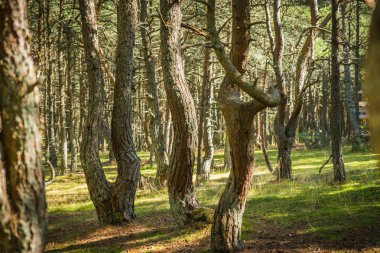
[58,0,68,175]
[365,0,380,155]
[140,0,169,186]
[197,47,214,182]
[79,0,140,224]
[111,0,140,221]
[65,25,78,172]
[206,0,280,250]
[341,4,361,151]
[159,0,200,225]
[201,48,214,181]
[331,0,346,182]
[45,0,58,169]
[0,1,47,251]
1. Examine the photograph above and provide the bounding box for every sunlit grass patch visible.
[45,146,380,252]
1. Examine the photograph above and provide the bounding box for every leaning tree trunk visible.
[331,0,346,182]
[206,0,280,250]
[159,0,200,224]
[0,1,47,252]
[140,0,169,186]
[270,0,322,179]
[79,0,140,224]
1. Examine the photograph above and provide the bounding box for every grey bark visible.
[79,0,140,224]
[331,0,346,182]
[159,0,201,225]
[0,1,47,251]
[140,0,169,186]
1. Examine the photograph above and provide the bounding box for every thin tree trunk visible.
[140,0,169,186]
[159,0,200,225]
[58,0,68,175]
[65,26,78,172]
[45,0,58,168]
[0,1,47,251]
[201,48,214,181]
[196,47,213,183]
[341,4,361,151]
[331,0,346,182]
[223,133,232,169]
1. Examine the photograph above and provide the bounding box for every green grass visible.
[45,146,380,252]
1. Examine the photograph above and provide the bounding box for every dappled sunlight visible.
[44,148,380,252]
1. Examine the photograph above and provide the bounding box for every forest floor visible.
[44,146,380,253]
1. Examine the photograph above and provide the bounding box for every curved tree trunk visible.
[140,0,169,186]
[269,0,323,180]
[79,0,140,225]
[0,1,47,251]
[159,0,200,225]
[206,0,280,250]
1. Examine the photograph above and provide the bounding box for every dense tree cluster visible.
[1,0,379,252]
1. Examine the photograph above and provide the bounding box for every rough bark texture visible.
[65,26,78,172]
[270,0,324,179]
[159,0,200,225]
[111,0,141,221]
[206,0,280,251]
[57,0,68,175]
[341,4,361,151]
[0,1,47,251]
[201,48,214,181]
[197,47,214,182]
[79,0,140,225]
[140,0,169,186]
[44,0,58,168]
[366,1,380,155]
[331,0,346,182]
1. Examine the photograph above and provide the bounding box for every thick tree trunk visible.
[159,0,200,225]
[211,103,257,252]
[331,0,346,182]
[0,1,47,251]
[79,0,140,224]
[140,0,169,186]
[206,0,280,250]
[111,0,140,221]
[365,1,380,155]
